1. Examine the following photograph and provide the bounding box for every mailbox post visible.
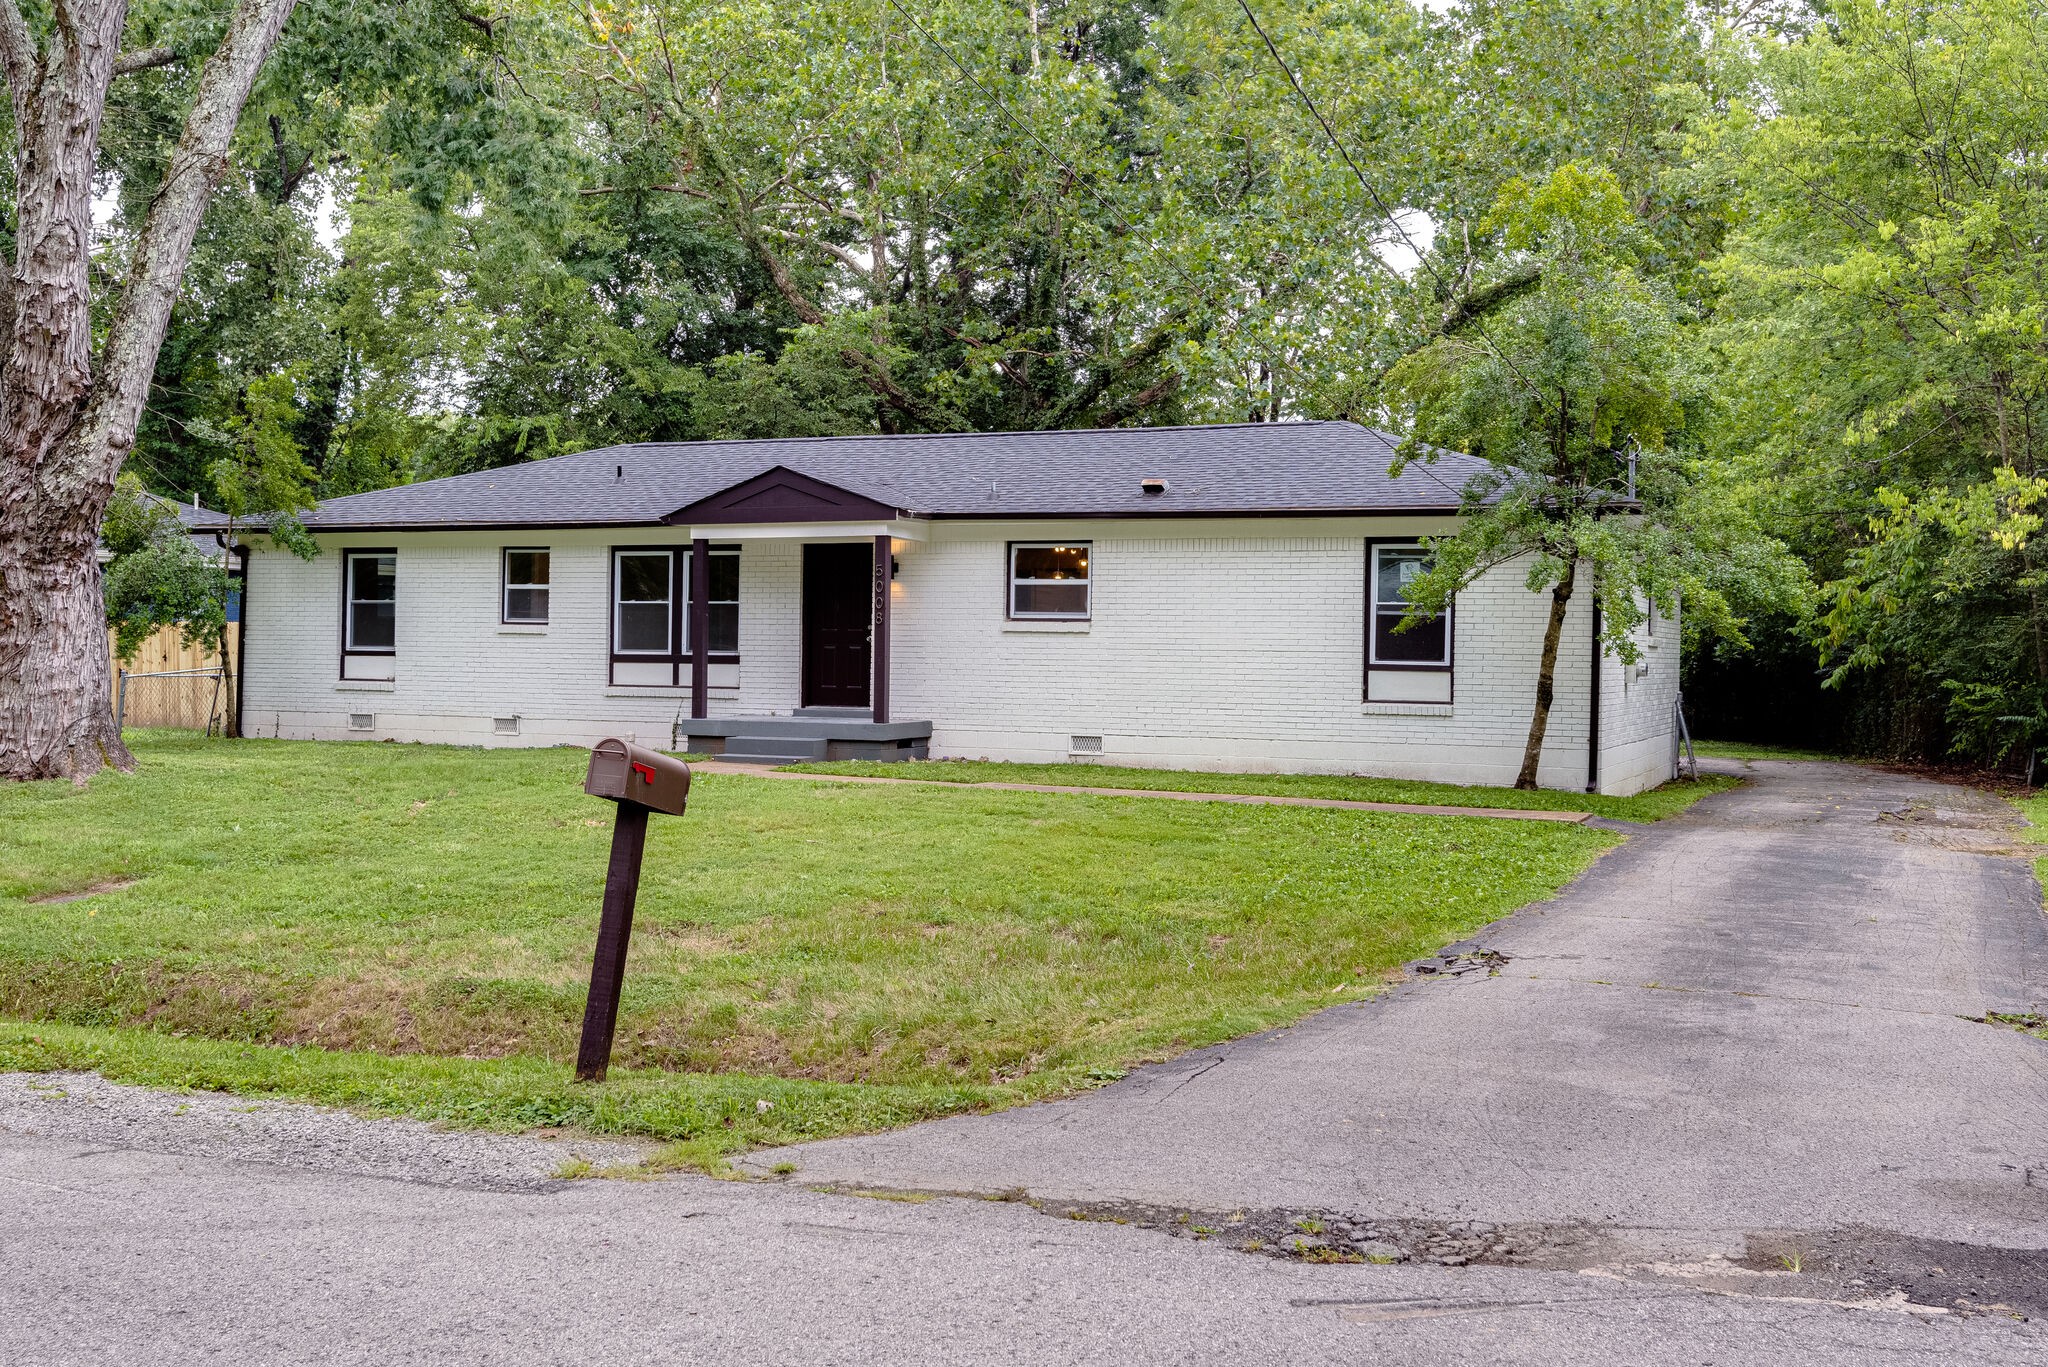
[576,738,691,1082]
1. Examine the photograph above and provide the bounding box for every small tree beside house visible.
[1382,165,1802,788]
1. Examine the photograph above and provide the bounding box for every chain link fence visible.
[115,667,232,736]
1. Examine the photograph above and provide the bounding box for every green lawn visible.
[1689,740,1849,763]
[783,759,1739,823]
[2012,793,2048,906]
[0,735,1620,1163]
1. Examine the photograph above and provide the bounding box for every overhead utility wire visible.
[1230,0,1554,429]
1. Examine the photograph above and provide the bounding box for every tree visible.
[101,474,223,665]
[1383,165,1797,787]
[1,0,300,780]
[1709,0,2048,764]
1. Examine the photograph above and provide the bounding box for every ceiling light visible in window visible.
[1141,477,1169,495]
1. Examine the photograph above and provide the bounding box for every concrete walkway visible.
[748,761,2048,1253]
[694,759,1595,822]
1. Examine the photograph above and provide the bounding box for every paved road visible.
[2,760,2043,1364]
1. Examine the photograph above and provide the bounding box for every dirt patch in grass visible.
[0,956,283,1039]
[25,877,140,905]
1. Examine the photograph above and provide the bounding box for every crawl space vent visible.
[346,712,375,732]
[493,716,521,736]
[1068,735,1104,756]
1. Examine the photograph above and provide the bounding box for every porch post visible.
[871,533,891,724]
[689,537,710,720]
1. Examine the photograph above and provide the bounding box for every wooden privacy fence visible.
[109,623,240,732]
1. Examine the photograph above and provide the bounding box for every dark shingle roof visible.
[297,421,1484,530]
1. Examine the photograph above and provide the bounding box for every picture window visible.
[1009,542,1091,619]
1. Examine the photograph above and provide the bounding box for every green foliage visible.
[1385,164,1801,666]
[101,476,227,663]
[1709,0,2048,763]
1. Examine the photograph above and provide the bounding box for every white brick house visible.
[236,422,1681,795]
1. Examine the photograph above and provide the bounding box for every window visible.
[1369,544,1450,666]
[1009,542,1091,619]
[503,549,550,624]
[344,551,396,652]
[707,548,739,652]
[614,550,673,654]
[609,545,741,686]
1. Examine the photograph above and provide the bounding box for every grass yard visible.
[2012,792,2048,903]
[784,759,1739,822]
[0,734,1626,1164]
[1689,740,1850,763]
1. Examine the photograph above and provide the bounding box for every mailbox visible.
[574,738,692,1082]
[584,738,691,816]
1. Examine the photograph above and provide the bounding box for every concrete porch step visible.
[714,736,831,763]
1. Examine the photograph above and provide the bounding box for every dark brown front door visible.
[802,542,872,708]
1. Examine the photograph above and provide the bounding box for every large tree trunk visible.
[1515,558,1577,790]
[0,0,299,781]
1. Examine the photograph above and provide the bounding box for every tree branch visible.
[0,0,36,127]
[77,0,301,465]
[838,346,961,432]
[1040,311,1188,429]
[1439,262,1541,335]
[1089,369,1182,428]
[672,107,828,326]
[762,225,866,278]
[577,182,713,200]
[112,47,179,76]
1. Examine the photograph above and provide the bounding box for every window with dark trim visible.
[1369,544,1450,666]
[1008,542,1090,619]
[613,549,673,654]
[502,548,550,624]
[609,545,740,686]
[344,550,396,653]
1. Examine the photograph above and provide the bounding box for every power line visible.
[1230,0,1553,421]
[1231,0,1443,295]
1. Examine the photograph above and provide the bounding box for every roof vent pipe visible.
[1140,477,1169,495]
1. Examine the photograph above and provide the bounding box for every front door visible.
[801,542,872,708]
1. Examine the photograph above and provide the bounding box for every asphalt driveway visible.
[751,760,2048,1251]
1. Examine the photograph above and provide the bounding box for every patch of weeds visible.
[1969,1011,2048,1040]
[551,1157,594,1180]
[1301,1247,1365,1264]
[770,1161,798,1176]
[1295,1217,1326,1235]
[835,1188,934,1204]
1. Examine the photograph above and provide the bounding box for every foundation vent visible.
[493,716,521,736]
[1068,734,1104,756]
[347,713,375,732]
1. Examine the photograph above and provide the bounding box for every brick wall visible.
[241,522,1675,794]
